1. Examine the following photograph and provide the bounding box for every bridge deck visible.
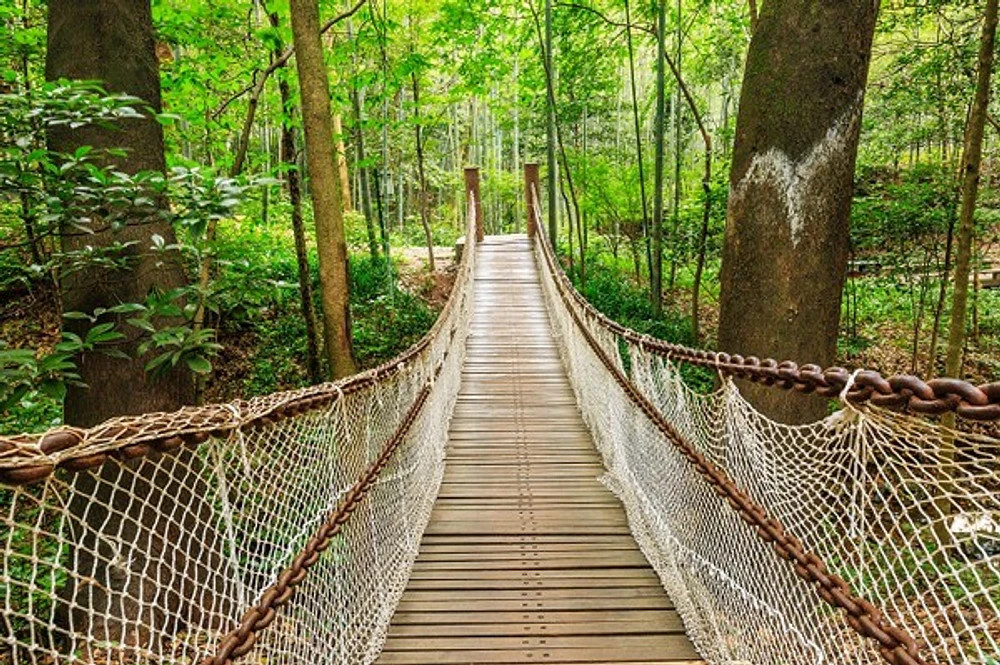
[377,236,700,665]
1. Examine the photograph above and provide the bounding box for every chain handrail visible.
[528,187,999,422]
[532,208,936,665]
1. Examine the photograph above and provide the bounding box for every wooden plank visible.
[407,569,660,582]
[387,618,685,637]
[390,610,677,626]
[377,642,700,664]
[403,577,663,590]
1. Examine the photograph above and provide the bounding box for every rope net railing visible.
[0,207,478,665]
[530,206,999,665]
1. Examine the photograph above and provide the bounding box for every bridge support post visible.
[464,167,484,242]
[524,162,540,239]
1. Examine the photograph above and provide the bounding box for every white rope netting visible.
[0,218,476,665]
[533,232,999,665]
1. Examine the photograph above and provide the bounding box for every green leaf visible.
[39,379,67,401]
[185,355,213,375]
[127,317,157,333]
[144,352,174,374]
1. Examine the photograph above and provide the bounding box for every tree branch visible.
[987,111,1000,134]
[556,2,654,36]
[211,0,368,123]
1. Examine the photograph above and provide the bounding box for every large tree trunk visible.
[289,0,357,378]
[46,0,193,424]
[46,0,229,649]
[718,0,877,424]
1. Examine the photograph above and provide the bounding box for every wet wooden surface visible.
[376,236,701,665]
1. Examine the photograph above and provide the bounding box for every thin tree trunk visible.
[624,0,652,288]
[545,0,557,243]
[561,174,575,279]
[281,118,323,384]
[411,71,436,272]
[944,0,997,381]
[346,18,379,261]
[669,0,682,292]
[556,128,584,285]
[272,21,323,384]
[691,147,712,341]
[332,113,352,211]
[289,0,357,378]
[651,0,668,317]
[925,208,956,378]
[937,0,998,554]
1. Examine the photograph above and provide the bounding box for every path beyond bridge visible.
[376,236,700,664]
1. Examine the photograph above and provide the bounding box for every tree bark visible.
[718,0,877,424]
[289,0,357,378]
[46,0,228,648]
[46,1,193,424]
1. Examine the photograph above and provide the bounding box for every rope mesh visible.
[0,219,476,665]
[533,232,999,665]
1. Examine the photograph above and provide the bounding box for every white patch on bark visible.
[731,94,863,247]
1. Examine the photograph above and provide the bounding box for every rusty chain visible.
[536,231,936,665]
[538,235,999,421]
[201,382,432,665]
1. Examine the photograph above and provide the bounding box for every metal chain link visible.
[541,237,999,421]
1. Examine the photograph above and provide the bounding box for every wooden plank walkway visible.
[376,236,700,665]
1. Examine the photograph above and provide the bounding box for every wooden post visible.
[465,167,484,242]
[524,162,540,239]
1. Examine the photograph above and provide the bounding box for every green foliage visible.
[0,83,260,428]
[350,255,437,368]
[852,164,957,252]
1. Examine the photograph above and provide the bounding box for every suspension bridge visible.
[1,168,998,665]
